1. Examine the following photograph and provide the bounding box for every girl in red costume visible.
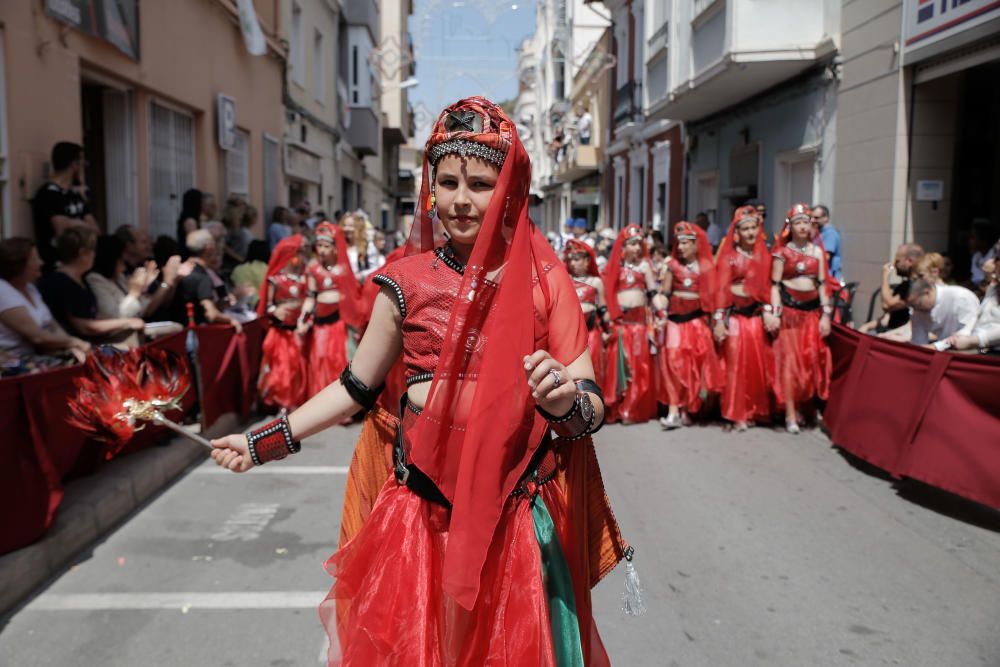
[602,224,658,424]
[713,206,774,431]
[297,222,360,399]
[656,221,724,429]
[564,239,611,392]
[764,203,833,433]
[210,98,633,666]
[257,253,308,412]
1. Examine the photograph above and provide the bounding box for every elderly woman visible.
[0,238,90,365]
[86,235,184,321]
[211,98,628,666]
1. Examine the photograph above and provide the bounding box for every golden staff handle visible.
[151,411,214,450]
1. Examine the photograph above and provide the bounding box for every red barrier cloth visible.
[196,319,265,429]
[825,325,1000,509]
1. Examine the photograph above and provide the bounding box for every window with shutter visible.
[226,129,250,198]
[148,101,195,239]
[102,89,137,229]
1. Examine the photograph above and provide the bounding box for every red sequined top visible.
[268,273,305,325]
[667,258,703,313]
[613,261,648,293]
[307,262,345,320]
[373,248,586,384]
[718,250,757,309]
[773,245,821,300]
[573,278,598,307]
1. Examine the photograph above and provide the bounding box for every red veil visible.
[601,224,649,321]
[313,222,364,328]
[672,220,718,312]
[774,202,837,298]
[715,205,771,308]
[563,238,599,277]
[257,234,304,318]
[404,97,587,609]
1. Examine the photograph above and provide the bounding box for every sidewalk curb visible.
[0,413,246,616]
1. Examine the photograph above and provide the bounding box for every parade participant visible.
[764,203,833,433]
[656,221,724,429]
[602,224,658,424]
[713,206,774,431]
[564,238,611,392]
[257,252,308,412]
[210,97,631,666]
[297,222,360,399]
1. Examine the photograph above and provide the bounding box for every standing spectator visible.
[695,211,723,250]
[576,107,592,145]
[906,278,979,348]
[812,204,843,282]
[969,220,997,288]
[176,189,217,245]
[31,142,99,270]
[38,228,144,343]
[172,230,242,331]
[295,201,316,230]
[113,224,153,273]
[268,206,293,250]
[0,238,90,365]
[752,201,768,230]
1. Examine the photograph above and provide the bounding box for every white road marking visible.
[211,502,279,541]
[193,466,349,475]
[25,592,327,611]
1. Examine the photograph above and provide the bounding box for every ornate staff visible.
[68,347,211,457]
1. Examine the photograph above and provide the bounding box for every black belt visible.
[585,310,598,331]
[315,311,340,325]
[667,309,705,324]
[780,286,820,311]
[731,303,762,317]
[393,394,555,508]
[269,317,297,331]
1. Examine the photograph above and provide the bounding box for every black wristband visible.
[340,364,384,412]
[574,378,606,434]
[646,289,658,300]
[536,394,579,422]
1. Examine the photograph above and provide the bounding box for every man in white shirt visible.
[695,212,723,250]
[906,278,979,348]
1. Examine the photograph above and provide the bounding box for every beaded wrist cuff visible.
[245,415,300,466]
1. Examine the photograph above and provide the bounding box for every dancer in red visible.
[298,222,359,399]
[602,224,658,424]
[764,203,833,433]
[210,97,632,666]
[257,253,308,412]
[564,239,611,392]
[656,221,724,429]
[713,206,774,431]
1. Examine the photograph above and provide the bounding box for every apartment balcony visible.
[345,106,379,157]
[343,0,378,40]
[553,142,600,184]
[613,80,642,127]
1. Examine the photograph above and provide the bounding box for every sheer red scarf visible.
[563,238,600,277]
[257,235,304,318]
[672,222,718,312]
[404,98,584,610]
[601,224,649,321]
[715,206,771,308]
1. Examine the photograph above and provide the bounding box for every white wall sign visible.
[916,179,944,202]
[217,94,237,151]
[902,0,1000,58]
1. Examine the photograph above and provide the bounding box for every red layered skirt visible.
[773,293,831,405]
[603,307,656,424]
[307,304,349,398]
[720,301,774,423]
[321,408,616,667]
[257,323,307,411]
[657,300,724,413]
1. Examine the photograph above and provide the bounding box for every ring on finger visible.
[549,369,561,388]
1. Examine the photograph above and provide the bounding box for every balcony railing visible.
[614,80,642,125]
[345,107,378,157]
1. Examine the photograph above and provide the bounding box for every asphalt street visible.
[2,419,999,666]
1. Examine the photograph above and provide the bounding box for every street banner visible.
[236,0,267,56]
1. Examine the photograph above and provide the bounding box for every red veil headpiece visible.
[601,224,648,321]
[257,234,304,318]
[672,221,718,312]
[715,205,771,308]
[563,238,599,277]
[774,202,837,296]
[405,97,587,609]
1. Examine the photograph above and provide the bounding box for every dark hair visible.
[178,189,202,224]
[271,206,288,224]
[0,237,36,281]
[241,205,258,228]
[813,204,830,217]
[51,142,83,172]
[113,224,136,245]
[92,234,127,279]
[246,239,270,263]
[153,235,181,268]
[902,243,925,261]
[56,227,98,264]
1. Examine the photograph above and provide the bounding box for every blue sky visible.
[408,0,537,143]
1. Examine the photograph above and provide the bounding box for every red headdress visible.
[311,221,364,327]
[774,202,837,296]
[601,224,649,321]
[672,220,718,312]
[563,238,599,277]
[405,97,587,609]
[715,206,771,307]
[256,235,305,318]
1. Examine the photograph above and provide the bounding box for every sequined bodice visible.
[722,251,752,284]
[775,245,820,280]
[614,261,646,292]
[308,261,346,293]
[668,258,701,292]
[269,274,305,325]
[573,278,598,306]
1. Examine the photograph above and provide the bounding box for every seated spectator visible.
[113,224,153,273]
[914,252,946,283]
[172,230,243,332]
[906,277,979,348]
[85,235,186,334]
[0,238,90,368]
[946,251,1000,353]
[860,243,924,336]
[231,239,270,310]
[38,228,145,345]
[31,141,100,270]
[969,220,997,289]
[268,206,293,250]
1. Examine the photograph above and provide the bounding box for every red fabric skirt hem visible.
[773,308,831,405]
[720,314,774,422]
[657,318,724,413]
[307,320,349,398]
[257,328,307,410]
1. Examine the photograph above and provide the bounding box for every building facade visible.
[0,0,286,241]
